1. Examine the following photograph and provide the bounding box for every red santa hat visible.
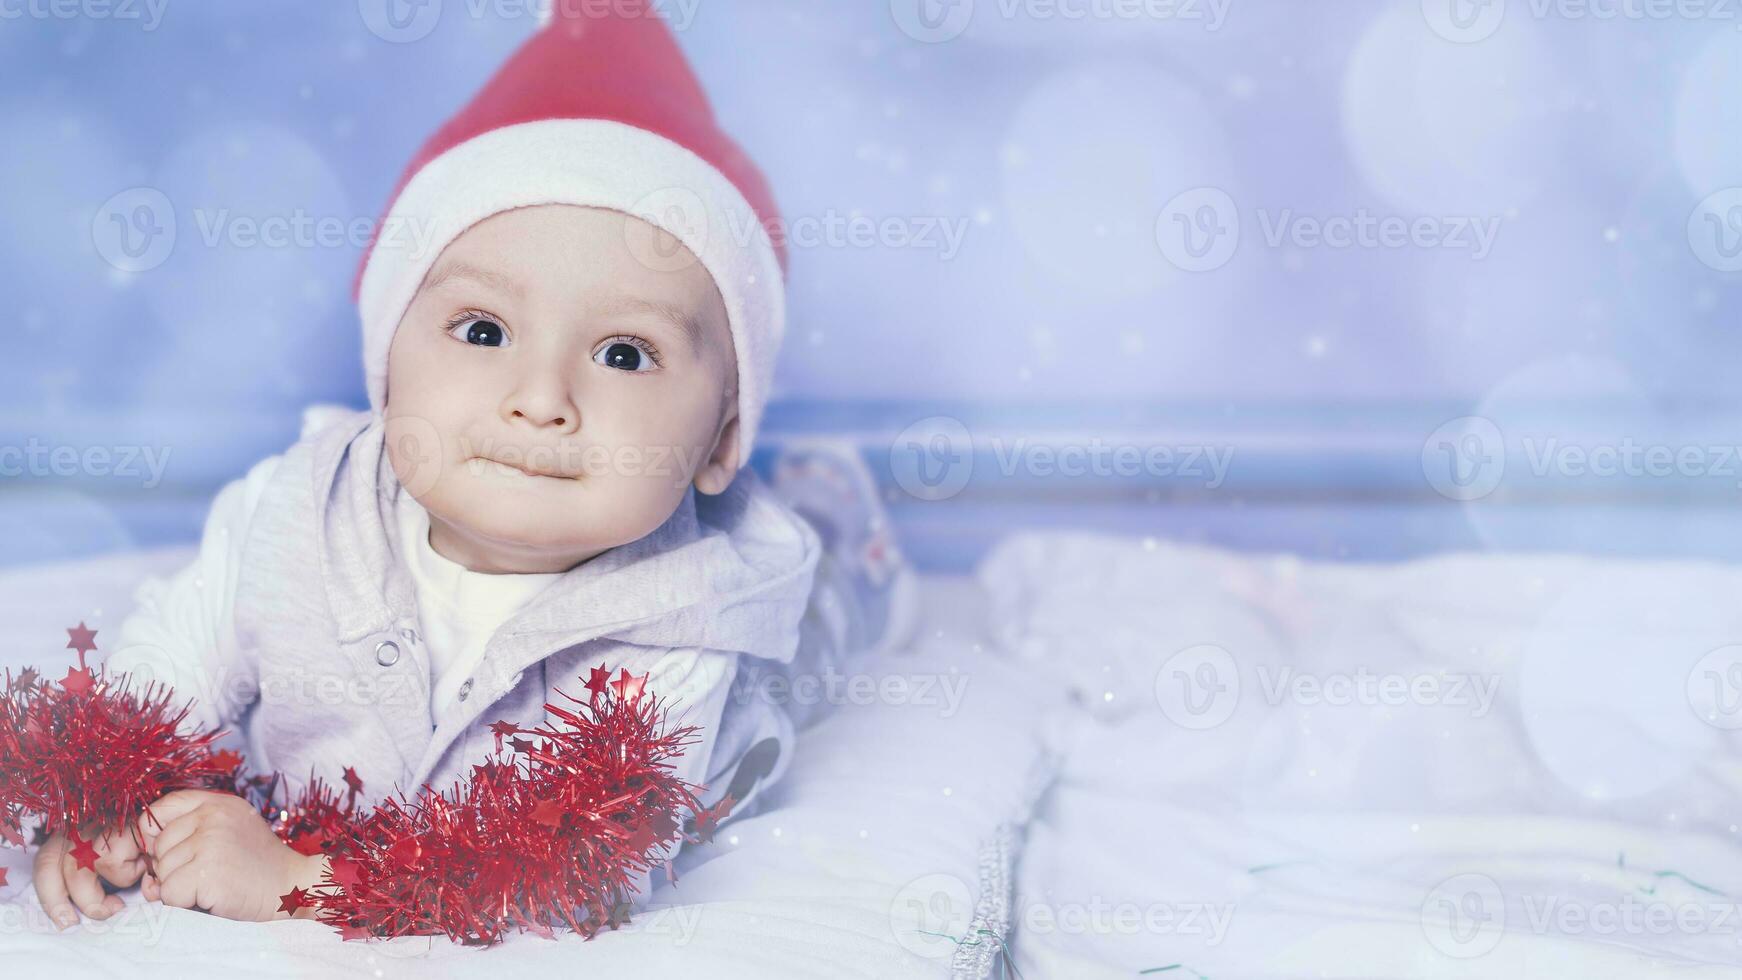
[353,0,787,468]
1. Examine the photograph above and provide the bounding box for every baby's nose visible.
[511,408,570,428]
[503,383,580,433]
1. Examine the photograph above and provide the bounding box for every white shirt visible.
[395,492,563,718]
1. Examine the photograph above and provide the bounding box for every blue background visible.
[3,0,1741,570]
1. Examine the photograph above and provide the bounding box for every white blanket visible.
[15,533,1742,976]
[980,533,1742,977]
[0,549,1057,978]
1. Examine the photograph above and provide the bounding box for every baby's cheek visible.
[384,411,457,500]
[584,470,689,546]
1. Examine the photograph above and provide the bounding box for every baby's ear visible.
[692,408,741,496]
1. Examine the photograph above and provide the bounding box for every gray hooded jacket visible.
[115,407,821,830]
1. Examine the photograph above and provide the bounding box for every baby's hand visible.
[32,824,149,929]
[137,789,313,922]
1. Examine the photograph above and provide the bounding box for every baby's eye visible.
[447,316,510,348]
[593,338,660,372]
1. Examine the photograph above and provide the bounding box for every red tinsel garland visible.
[290,672,709,944]
[0,624,732,945]
[0,625,233,858]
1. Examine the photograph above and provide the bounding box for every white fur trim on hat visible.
[357,118,785,469]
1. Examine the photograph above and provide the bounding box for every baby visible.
[31,5,912,929]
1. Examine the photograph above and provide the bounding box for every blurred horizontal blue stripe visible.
[8,399,1742,572]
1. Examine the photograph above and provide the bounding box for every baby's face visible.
[383,204,739,574]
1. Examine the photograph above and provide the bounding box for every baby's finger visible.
[95,853,146,888]
[138,790,210,838]
[93,852,147,889]
[141,873,160,903]
[60,851,116,921]
[151,836,199,885]
[145,811,201,861]
[100,825,143,862]
[157,861,212,913]
[93,829,146,887]
[32,836,78,930]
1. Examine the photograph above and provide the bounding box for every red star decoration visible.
[209,749,243,772]
[624,821,658,854]
[0,820,23,848]
[277,887,309,915]
[609,668,646,702]
[329,857,362,891]
[471,760,504,783]
[530,798,564,827]
[488,719,516,748]
[693,794,735,842]
[11,667,38,692]
[342,767,363,796]
[65,622,99,665]
[606,900,633,929]
[288,831,325,857]
[584,665,611,699]
[510,736,536,754]
[68,832,99,870]
[59,666,94,698]
[338,921,371,941]
[387,835,423,868]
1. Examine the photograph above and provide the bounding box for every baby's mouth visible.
[471,456,579,481]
